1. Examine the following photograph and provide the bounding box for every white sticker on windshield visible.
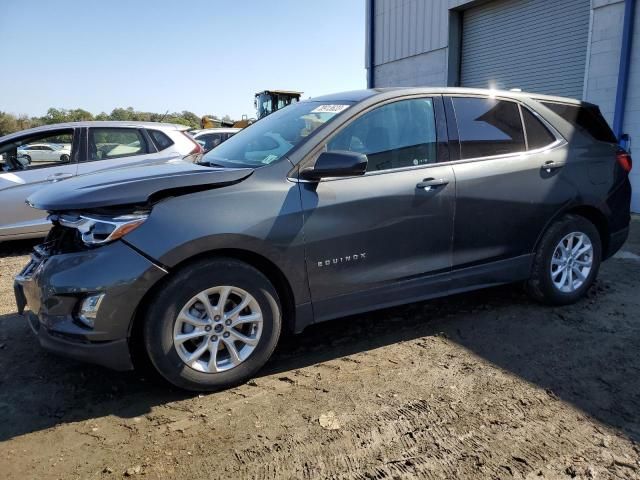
[311,104,350,114]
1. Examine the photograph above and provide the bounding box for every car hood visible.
[27,160,253,211]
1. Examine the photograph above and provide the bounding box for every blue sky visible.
[0,0,365,119]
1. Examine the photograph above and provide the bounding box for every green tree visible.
[42,107,68,124]
[109,107,135,121]
[0,111,19,136]
[66,108,93,122]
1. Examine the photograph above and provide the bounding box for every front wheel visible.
[143,258,282,391]
[526,214,601,305]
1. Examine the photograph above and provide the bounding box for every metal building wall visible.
[370,0,467,87]
[460,0,591,98]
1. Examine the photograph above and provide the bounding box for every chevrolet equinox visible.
[15,88,632,391]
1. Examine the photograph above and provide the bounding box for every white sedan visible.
[17,143,71,164]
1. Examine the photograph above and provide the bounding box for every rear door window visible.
[88,128,148,160]
[540,102,616,143]
[522,108,557,150]
[452,97,525,159]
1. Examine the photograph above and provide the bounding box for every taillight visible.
[617,150,633,173]
[183,132,203,154]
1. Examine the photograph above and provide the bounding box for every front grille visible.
[40,224,86,255]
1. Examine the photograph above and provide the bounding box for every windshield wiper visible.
[198,159,228,168]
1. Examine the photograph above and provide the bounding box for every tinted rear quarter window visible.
[452,97,525,159]
[541,102,616,143]
[522,108,557,150]
[148,129,175,151]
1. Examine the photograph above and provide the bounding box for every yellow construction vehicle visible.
[232,115,253,128]
[255,90,303,119]
[200,89,301,130]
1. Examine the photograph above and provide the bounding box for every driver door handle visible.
[542,160,564,173]
[416,178,449,191]
[46,173,73,182]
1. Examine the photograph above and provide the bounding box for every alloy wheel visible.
[550,231,593,293]
[173,286,263,373]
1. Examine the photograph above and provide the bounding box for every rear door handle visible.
[416,178,449,191]
[542,160,564,173]
[46,173,73,182]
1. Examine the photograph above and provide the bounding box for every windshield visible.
[200,101,353,168]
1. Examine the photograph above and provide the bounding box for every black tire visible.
[60,154,70,162]
[526,214,601,305]
[23,155,31,164]
[143,258,282,391]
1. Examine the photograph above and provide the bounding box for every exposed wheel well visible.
[128,249,297,369]
[564,206,609,255]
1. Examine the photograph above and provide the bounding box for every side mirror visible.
[300,151,368,181]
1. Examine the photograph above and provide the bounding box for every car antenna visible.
[158,110,169,123]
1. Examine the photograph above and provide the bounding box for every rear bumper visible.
[14,240,167,371]
[604,226,630,260]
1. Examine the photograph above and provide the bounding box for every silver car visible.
[0,121,203,241]
[191,128,241,152]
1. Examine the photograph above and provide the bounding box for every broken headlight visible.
[57,213,148,246]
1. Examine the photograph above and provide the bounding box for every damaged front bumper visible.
[14,238,167,371]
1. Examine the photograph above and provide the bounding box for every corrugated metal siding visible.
[460,0,590,98]
[373,0,454,65]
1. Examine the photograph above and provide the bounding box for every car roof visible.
[0,121,190,143]
[307,87,585,106]
[193,128,241,136]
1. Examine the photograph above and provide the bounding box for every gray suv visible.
[15,88,632,391]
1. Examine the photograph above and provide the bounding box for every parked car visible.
[15,88,631,391]
[17,143,71,164]
[0,121,203,241]
[191,128,240,152]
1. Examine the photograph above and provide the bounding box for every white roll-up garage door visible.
[460,0,591,99]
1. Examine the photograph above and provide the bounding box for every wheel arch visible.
[534,204,610,257]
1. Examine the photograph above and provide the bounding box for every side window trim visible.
[518,104,529,151]
[442,96,460,162]
[141,128,159,153]
[433,95,450,163]
[73,127,85,164]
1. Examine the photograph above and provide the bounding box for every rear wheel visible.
[143,258,282,391]
[526,214,601,305]
[60,154,70,162]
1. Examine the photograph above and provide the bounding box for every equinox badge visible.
[317,253,367,268]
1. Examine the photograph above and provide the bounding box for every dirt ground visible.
[0,220,639,480]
